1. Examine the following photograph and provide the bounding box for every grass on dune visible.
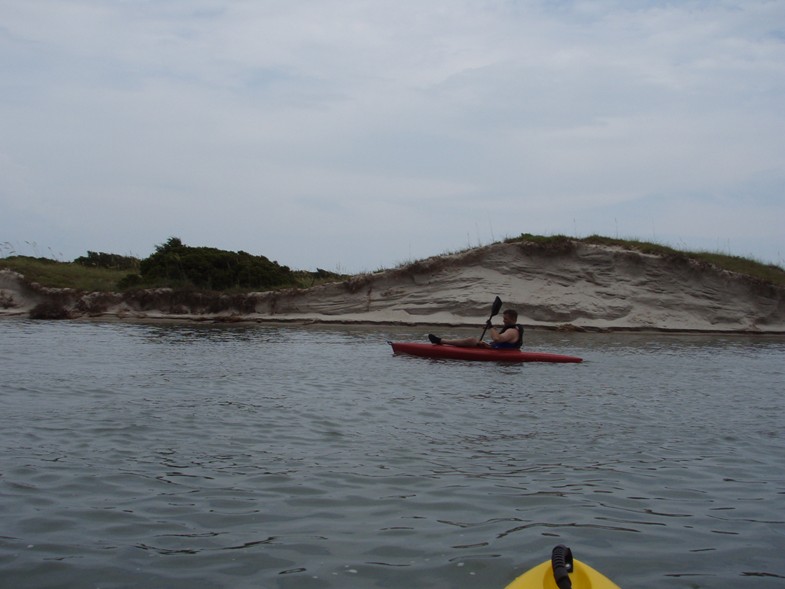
[507,233,785,287]
[0,256,344,292]
[0,257,130,291]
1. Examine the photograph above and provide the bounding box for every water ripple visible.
[1,322,784,588]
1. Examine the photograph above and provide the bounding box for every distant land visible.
[1,235,784,333]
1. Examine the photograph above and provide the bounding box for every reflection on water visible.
[1,320,784,588]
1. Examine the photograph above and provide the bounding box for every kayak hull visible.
[389,342,582,363]
[505,558,621,589]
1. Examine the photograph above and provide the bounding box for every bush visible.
[118,273,142,289]
[137,237,298,291]
[74,251,139,271]
[30,301,70,320]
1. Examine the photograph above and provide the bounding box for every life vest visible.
[492,324,524,349]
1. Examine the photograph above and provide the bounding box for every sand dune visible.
[2,241,784,333]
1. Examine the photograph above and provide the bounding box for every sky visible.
[2,0,784,273]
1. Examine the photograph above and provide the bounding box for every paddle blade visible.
[479,296,503,341]
[491,296,503,317]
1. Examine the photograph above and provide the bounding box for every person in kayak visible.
[428,309,524,349]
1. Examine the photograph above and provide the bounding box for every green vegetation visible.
[1,237,346,292]
[0,256,131,291]
[74,251,140,271]
[508,233,785,286]
[125,237,298,291]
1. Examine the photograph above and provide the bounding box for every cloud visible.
[1,0,784,271]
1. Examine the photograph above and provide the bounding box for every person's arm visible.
[490,327,518,344]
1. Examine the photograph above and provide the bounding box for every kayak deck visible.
[505,558,621,589]
[389,342,582,363]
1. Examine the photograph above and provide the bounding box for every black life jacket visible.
[498,324,524,348]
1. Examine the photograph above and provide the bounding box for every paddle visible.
[479,296,503,341]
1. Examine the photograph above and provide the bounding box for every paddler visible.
[428,308,524,349]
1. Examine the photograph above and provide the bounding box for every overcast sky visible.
[2,1,784,273]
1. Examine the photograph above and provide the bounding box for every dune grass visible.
[0,256,130,291]
[0,256,346,292]
[507,233,785,287]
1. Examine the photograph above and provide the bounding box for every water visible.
[1,319,784,588]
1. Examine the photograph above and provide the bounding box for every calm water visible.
[1,319,784,589]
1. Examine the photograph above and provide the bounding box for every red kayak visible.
[389,342,583,363]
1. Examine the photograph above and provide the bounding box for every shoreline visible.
[2,310,784,336]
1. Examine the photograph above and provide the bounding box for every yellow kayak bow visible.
[505,545,621,589]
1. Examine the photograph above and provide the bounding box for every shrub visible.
[137,237,298,291]
[118,273,142,289]
[30,301,70,320]
[74,251,140,271]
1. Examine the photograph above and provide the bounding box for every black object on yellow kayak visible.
[505,545,621,589]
